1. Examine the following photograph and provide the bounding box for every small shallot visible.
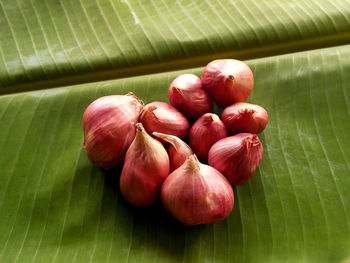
[82,94,143,169]
[189,113,227,160]
[221,102,268,134]
[161,155,234,225]
[153,132,193,172]
[120,123,170,207]
[201,59,254,107]
[168,74,212,120]
[140,101,189,140]
[208,133,263,185]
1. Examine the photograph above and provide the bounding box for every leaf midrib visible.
[1,31,350,96]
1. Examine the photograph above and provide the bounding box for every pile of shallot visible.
[82,59,268,226]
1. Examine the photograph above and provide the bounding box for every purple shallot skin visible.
[202,59,254,107]
[140,101,189,140]
[153,132,193,172]
[208,133,263,185]
[168,74,212,120]
[221,102,268,134]
[82,94,143,169]
[161,155,234,225]
[120,123,170,207]
[189,113,227,161]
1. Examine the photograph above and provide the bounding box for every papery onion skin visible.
[201,59,254,107]
[140,101,190,140]
[82,94,143,169]
[168,74,212,120]
[161,155,234,226]
[120,123,170,207]
[208,133,263,185]
[189,113,227,161]
[153,132,193,172]
[221,102,268,134]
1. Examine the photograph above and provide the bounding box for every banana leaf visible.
[0,0,350,262]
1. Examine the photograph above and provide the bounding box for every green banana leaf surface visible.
[1,0,350,262]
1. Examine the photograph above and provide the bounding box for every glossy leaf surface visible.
[0,0,350,262]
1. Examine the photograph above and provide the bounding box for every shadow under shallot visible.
[101,164,200,263]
